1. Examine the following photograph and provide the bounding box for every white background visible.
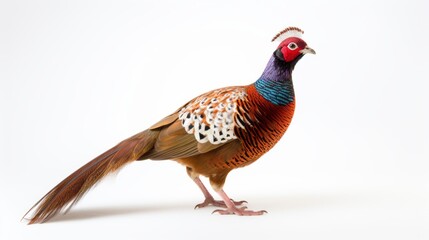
[1,0,428,239]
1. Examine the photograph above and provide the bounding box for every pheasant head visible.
[272,27,316,65]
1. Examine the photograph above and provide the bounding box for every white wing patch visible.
[178,87,247,144]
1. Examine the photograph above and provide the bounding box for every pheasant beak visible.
[300,46,316,55]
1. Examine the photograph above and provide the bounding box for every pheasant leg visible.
[193,177,246,209]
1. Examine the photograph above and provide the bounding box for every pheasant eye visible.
[287,42,298,50]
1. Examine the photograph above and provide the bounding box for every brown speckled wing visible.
[142,86,250,160]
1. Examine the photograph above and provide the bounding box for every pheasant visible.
[24,27,315,224]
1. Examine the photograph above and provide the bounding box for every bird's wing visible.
[143,86,249,160]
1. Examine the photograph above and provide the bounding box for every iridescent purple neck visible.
[259,55,292,82]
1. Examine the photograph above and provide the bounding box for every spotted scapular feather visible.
[178,87,248,144]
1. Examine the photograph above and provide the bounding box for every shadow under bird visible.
[23,26,315,224]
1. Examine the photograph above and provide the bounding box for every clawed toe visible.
[212,206,267,216]
[194,198,225,209]
[233,200,248,205]
[194,198,247,209]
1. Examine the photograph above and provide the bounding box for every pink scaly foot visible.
[195,196,247,209]
[212,206,267,216]
[212,189,267,216]
[192,177,246,209]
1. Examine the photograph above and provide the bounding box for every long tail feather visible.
[23,130,158,224]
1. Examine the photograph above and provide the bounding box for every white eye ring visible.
[287,42,298,50]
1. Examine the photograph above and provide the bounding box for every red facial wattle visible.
[278,37,307,62]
